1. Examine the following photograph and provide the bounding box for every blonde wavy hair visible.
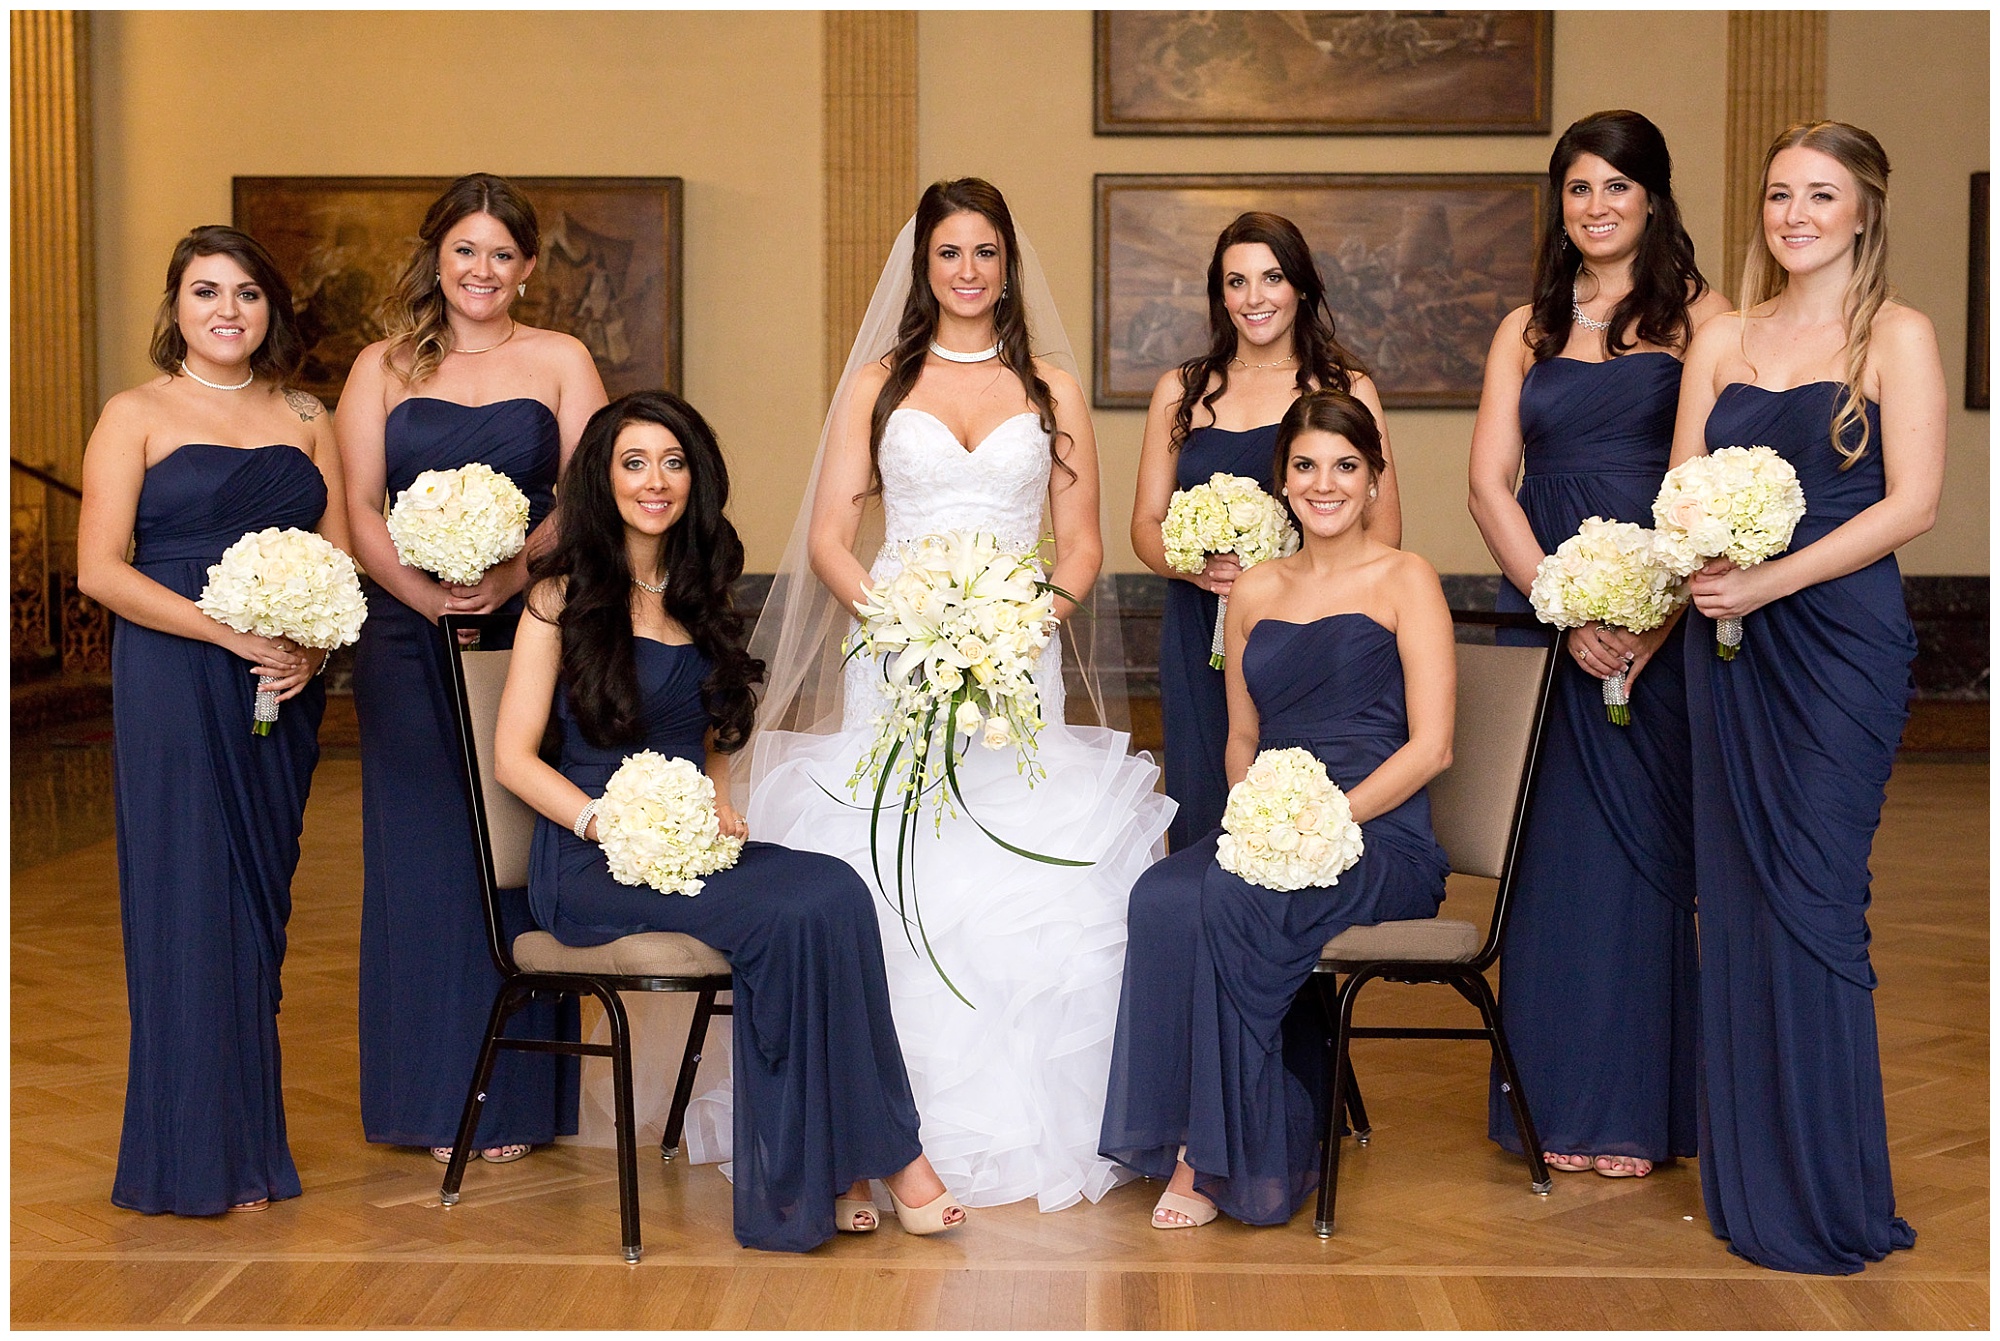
[1737,121,1891,469]
[377,173,540,387]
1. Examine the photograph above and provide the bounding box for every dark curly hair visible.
[1527,110,1709,362]
[528,390,763,753]
[149,225,305,384]
[1170,212,1365,450]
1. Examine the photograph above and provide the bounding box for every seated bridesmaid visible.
[490,389,966,1252]
[1100,389,1455,1229]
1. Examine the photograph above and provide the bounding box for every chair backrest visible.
[441,614,536,972]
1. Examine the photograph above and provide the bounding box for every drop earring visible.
[517,282,527,298]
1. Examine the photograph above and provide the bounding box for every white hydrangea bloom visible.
[197,526,368,650]
[1529,516,1684,634]
[595,750,744,897]
[1161,472,1299,574]
[1216,747,1365,892]
[1651,445,1808,577]
[385,462,532,585]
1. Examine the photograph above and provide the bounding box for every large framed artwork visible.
[1094,11,1553,136]
[1095,173,1545,409]
[232,176,682,408]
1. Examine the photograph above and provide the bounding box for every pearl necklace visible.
[453,320,517,356]
[928,339,1000,363]
[632,576,666,595]
[180,360,254,391]
[1571,283,1613,334]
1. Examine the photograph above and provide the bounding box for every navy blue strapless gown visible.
[1161,424,1280,850]
[1486,353,1699,1163]
[531,640,924,1252]
[111,444,329,1214]
[1687,383,1916,1274]
[1102,614,1451,1224]
[354,398,577,1148]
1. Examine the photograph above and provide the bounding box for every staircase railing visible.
[11,457,107,674]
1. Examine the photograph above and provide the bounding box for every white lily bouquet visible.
[385,462,531,586]
[1216,747,1365,891]
[594,751,744,897]
[1651,446,1807,660]
[1161,473,1299,668]
[197,526,367,736]
[1529,517,1685,725]
[844,529,1087,1005]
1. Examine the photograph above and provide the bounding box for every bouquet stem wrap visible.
[253,677,280,736]
[1208,595,1228,670]
[1715,614,1744,660]
[1601,668,1630,726]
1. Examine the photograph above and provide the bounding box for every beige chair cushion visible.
[1321,917,1481,964]
[1428,640,1547,881]
[513,930,731,978]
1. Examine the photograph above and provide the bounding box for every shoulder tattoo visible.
[284,388,324,422]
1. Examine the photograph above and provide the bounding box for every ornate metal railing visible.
[11,457,108,674]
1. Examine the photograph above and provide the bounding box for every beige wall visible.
[89,10,823,569]
[85,10,1987,575]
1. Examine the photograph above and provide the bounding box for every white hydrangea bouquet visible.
[594,751,744,897]
[844,529,1087,1005]
[1529,517,1686,726]
[1651,445,1807,660]
[198,527,367,736]
[385,462,531,587]
[1216,747,1365,892]
[1161,472,1300,668]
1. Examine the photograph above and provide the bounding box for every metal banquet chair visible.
[436,613,733,1263]
[1303,609,1560,1236]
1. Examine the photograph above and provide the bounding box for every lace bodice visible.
[851,406,1065,724]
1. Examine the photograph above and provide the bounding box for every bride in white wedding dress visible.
[679,179,1173,1213]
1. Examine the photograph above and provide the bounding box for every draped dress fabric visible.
[354,397,577,1148]
[111,444,329,1214]
[1687,383,1917,1274]
[1101,614,1451,1225]
[1485,353,1699,1162]
[530,639,924,1253]
[1161,423,1280,850]
[744,407,1175,1212]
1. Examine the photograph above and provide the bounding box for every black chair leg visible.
[1342,1066,1371,1146]
[1457,970,1552,1195]
[440,981,529,1205]
[661,987,718,1163]
[590,984,645,1263]
[1313,969,1371,1237]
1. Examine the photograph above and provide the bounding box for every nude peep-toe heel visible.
[886,1185,968,1235]
[835,1196,879,1232]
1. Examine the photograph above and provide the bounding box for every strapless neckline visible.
[1721,380,1872,404]
[388,395,557,422]
[889,406,1039,455]
[154,441,309,471]
[1250,610,1393,642]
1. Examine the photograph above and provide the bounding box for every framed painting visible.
[1094,173,1545,409]
[1094,11,1552,135]
[232,176,682,408]
[1968,171,1988,412]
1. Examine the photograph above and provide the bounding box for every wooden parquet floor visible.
[11,758,1988,1328]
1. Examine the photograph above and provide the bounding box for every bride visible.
[719,178,1175,1212]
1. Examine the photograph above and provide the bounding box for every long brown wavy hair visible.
[1738,120,1891,469]
[866,178,1070,492]
[1169,212,1365,451]
[377,173,540,387]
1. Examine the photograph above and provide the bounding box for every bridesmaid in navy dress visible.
[1130,214,1400,850]
[1467,111,1730,1179]
[337,174,607,1163]
[1103,390,1452,1229]
[1671,121,1944,1274]
[491,390,967,1249]
[79,226,352,1214]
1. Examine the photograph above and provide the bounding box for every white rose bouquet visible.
[1528,517,1686,725]
[1651,445,1807,660]
[197,526,367,736]
[1161,472,1300,668]
[385,462,531,587]
[844,529,1088,1005]
[1216,747,1365,892]
[594,751,744,897]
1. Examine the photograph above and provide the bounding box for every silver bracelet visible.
[572,797,601,841]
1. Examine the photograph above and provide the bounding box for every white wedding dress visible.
[687,406,1175,1212]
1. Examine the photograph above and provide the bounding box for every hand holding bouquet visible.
[385,462,531,587]
[1650,445,1806,659]
[594,751,744,897]
[1216,747,1365,891]
[1528,517,1685,725]
[1161,473,1299,668]
[198,526,367,735]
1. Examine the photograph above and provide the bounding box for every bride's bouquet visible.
[385,462,531,587]
[197,526,367,736]
[1529,517,1685,725]
[1650,446,1807,660]
[844,529,1087,1005]
[594,751,744,897]
[1161,473,1299,669]
[1216,748,1365,891]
